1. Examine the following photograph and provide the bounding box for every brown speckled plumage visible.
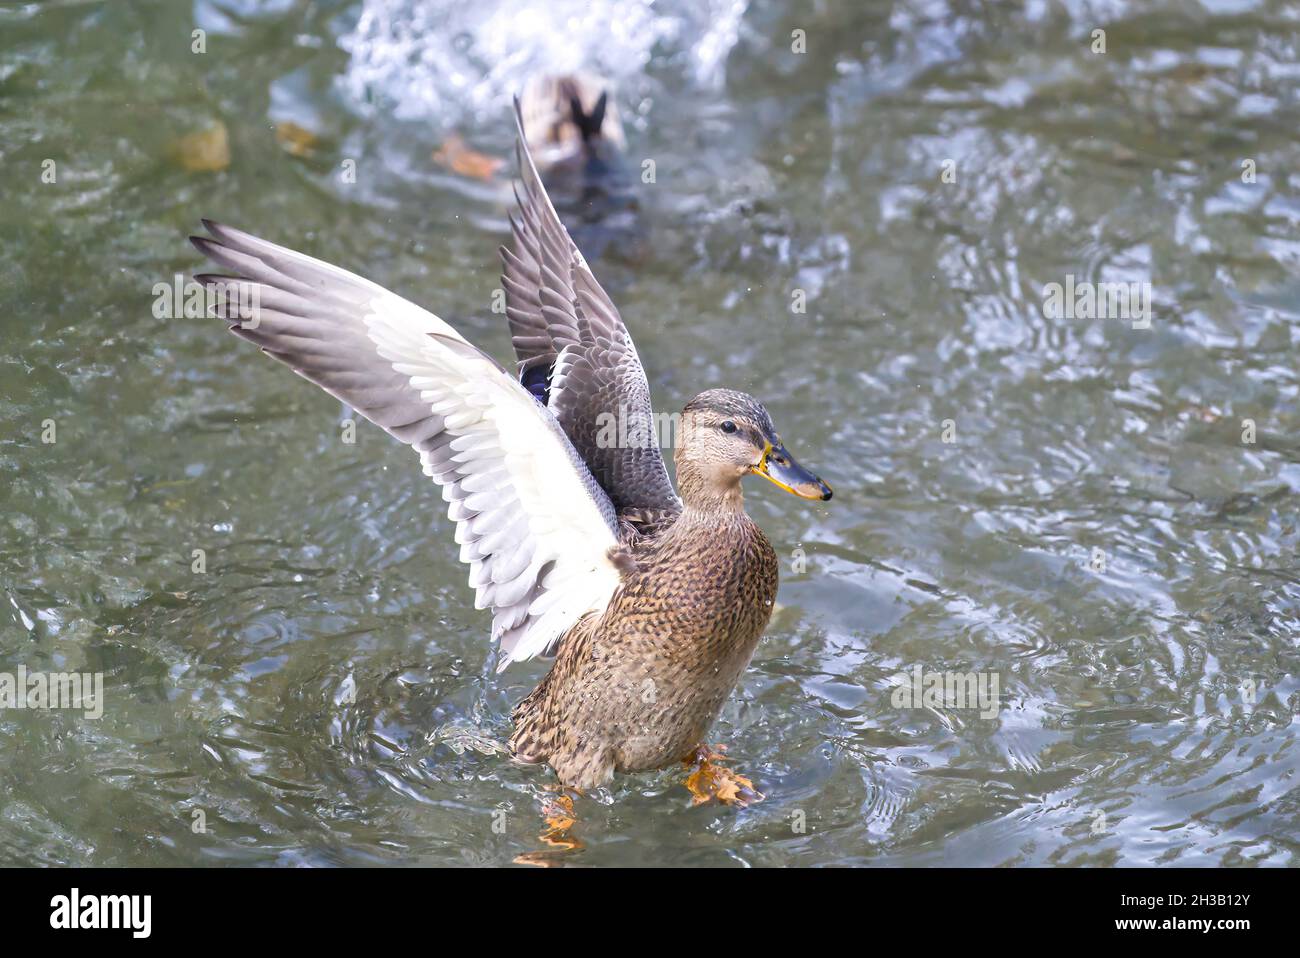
[510,501,779,789]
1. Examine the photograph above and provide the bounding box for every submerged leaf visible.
[172,122,230,173]
[433,133,504,181]
[275,121,320,158]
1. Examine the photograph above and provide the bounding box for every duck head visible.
[676,389,832,507]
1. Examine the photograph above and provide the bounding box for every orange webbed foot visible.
[683,744,764,807]
[539,791,580,848]
[513,786,584,867]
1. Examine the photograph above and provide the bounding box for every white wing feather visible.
[191,221,623,670]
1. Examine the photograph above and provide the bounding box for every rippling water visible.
[1,0,1297,866]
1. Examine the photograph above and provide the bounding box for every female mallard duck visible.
[518,72,641,262]
[518,72,627,173]
[190,98,831,802]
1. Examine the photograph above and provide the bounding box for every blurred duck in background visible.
[518,72,628,172]
[436,73,645,262]
[517,72,645,263]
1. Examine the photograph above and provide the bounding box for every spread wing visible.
[499,97,681,530]
[189,220,624,671]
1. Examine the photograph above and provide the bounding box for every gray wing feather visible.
[499,98,681,523]
[191,221,623,669]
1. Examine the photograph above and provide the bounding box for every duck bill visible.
[753,442,833,501]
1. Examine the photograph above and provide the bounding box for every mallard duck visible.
[189,98,831,801]
[517,73,641,262]
[518,72,627,173]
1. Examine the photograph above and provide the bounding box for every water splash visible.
[336,0,749,123]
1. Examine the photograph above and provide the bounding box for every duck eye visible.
[720,420,737,434]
